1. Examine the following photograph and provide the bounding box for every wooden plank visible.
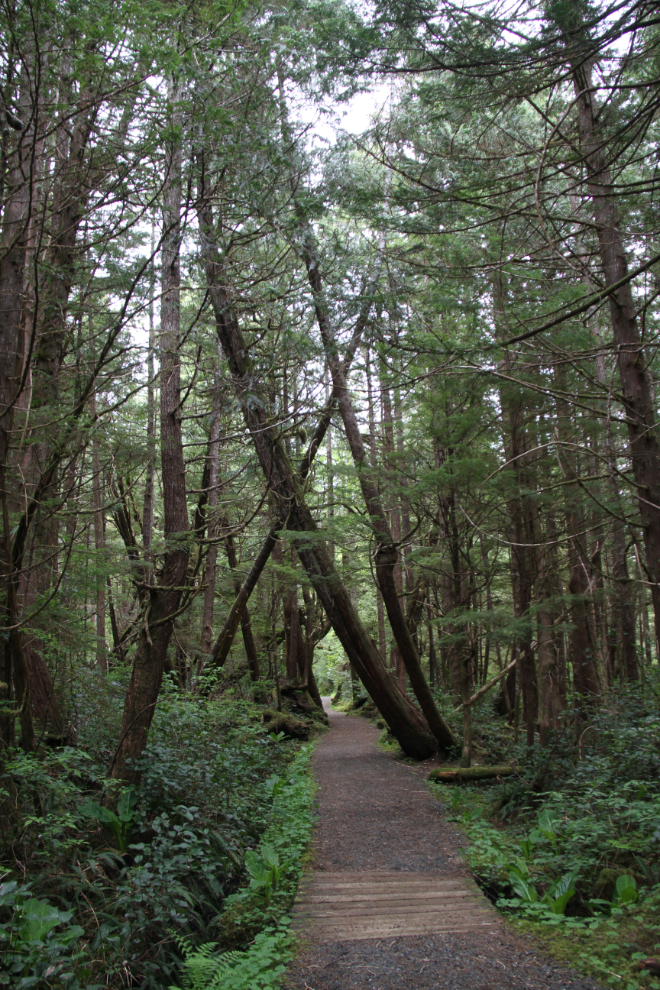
[308,870,467,883]
[292,869,498,942]
[292,920,498,941]
[295,902,494,918]
[301,910,490,928]
[296,895,485,909]
[302,881,468,893]
[298,893,481,907]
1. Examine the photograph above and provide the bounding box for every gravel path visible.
[284,704,602,990]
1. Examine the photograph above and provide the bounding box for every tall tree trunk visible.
[553,364,603,706]
[536,546,562,744]
[612,528,638,682]
[197,197,438,759]
[199,396,221,658]
[142,224,156,577]
[380,366,406,689]
[209,527,278,669]
[427,601,437,688]
[92,429,106,670]
[325,376,335,561]
[302,237,456,751]
[110,90,189,785]
[283,548,300,681]
[493,274,537,747]
[366,347,388,663]
[568,563,602,706]
[0,65,36,751]
[570,57,660,649]
[225,532,260,683]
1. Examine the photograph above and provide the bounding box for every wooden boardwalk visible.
[292,870,498,942]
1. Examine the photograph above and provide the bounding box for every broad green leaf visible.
[117,787,138,822]
[18,898,70,941]
[510,874,537,903]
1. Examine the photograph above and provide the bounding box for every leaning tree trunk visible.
[204,292,370,673]
[301,233,457,752]
[110,94,189,785]
[197,197,437,760]
[225,532,261,683]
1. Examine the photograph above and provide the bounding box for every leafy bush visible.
[0,693,314,989]
[0,881,88,989]
[172,922,292,990]
[80,787,138,852]
[433,686,660,989]
[169,743,315,989]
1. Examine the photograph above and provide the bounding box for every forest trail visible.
[284,704,602,990]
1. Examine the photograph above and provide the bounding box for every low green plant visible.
[503,863,579,921]
[0,880,89,989]
[80,787,138,853]
[244,844,285,903]
[1,695,311,989]
[220,744,314,935]
[171,921,292,990]
[431,689,660,988]
[182,744,315,989]
[613,875,639,907]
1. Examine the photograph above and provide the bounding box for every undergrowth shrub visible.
[172,743,315,989]
[0,685,314,989]
[432,685,660,989]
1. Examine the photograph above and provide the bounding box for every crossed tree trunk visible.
[196,185,438,759]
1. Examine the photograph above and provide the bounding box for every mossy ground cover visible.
[429,683,660,990]
[0,677,319,989]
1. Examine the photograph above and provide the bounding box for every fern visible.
[170,934,244,990]
[170,926,291,990]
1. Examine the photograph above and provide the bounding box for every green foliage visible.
[79,787,138,853]
[0,881,88,989]
[171,922,292,990]
[613,876,639,908]
[244,844,285,902]
[0,697,312,989]
[168,743,315,989]
[434,690,660,987]
[219,745,315,940]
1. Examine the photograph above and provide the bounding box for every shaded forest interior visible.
[2,0,660,986]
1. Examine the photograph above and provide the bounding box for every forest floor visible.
[283,703,603,990]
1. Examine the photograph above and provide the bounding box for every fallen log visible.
[429,765,523,783]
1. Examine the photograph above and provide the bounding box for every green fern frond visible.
[171,946,244,990]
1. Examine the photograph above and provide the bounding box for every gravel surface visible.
[284,705,603,990]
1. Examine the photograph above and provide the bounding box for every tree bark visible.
[568,563,602,706]
[142,226,157,577]
[225,532,261,683]
[203,289,369,674]
[302,236,457,752]
[0,65,35,750]
[197,199,438,759]
[199,397,221,659]
[570,59,660,649]
[110,91,189,785]
[493,275,538,747]
[92,430,106,670]
[380,367,406,690]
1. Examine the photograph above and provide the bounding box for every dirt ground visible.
[283,706,602,990]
